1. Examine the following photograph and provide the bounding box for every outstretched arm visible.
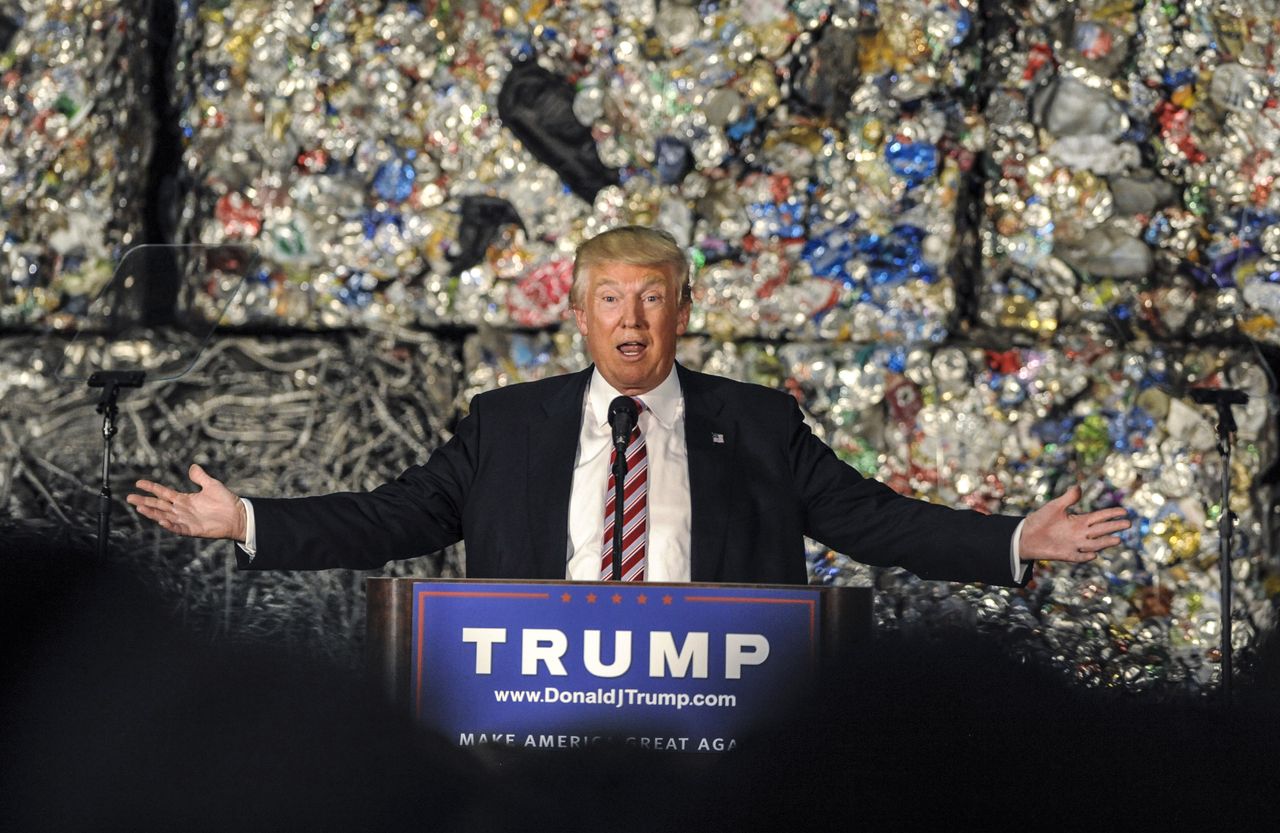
[1018,484,1130,564]
[127,464,247,542]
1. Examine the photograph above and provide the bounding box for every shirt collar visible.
[587,364,682,430]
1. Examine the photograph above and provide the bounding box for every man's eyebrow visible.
[593,276,669,291]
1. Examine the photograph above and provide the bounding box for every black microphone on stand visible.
[1189,387,1248,437]
[1189,386,1249,705]
[88,370,146,560]
[606,396,639,581]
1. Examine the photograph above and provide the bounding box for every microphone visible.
[608,396,639,450]
[1190,385,1248,442]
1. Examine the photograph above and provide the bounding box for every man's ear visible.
[676,302,691,336]
[572,305,589,336]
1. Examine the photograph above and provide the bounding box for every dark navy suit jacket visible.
[242,364,1025,586]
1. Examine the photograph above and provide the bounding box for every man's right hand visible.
[127,464,247,542]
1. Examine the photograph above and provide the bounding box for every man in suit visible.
[129,226,1128,584]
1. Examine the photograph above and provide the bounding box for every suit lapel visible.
[678,365,734,582]
[525,368,591,579]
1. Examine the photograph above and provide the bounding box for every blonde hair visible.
[571,225,692,307]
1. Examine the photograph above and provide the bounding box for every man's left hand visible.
[1019,484,1130,564]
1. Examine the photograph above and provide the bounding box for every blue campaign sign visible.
[411,582,820,752]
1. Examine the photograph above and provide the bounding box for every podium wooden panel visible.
[365,577,873,709]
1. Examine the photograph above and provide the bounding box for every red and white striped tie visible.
[600,398,647,581]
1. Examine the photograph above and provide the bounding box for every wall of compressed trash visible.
[1,1,1277,690]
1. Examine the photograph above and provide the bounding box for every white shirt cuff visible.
[238,497,257,562]
[1010,518,1029,583]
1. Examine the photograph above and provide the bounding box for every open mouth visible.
[616,341,647,358]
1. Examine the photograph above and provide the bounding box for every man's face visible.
[573,260,690,395]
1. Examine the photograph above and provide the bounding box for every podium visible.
[366,578,872,750]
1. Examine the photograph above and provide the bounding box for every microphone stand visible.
[89,370,145,559]
[607,396,639,581]
[611,440,628,581]
[1190,386,1248,705]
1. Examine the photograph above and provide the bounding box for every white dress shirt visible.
[565,366,691,582]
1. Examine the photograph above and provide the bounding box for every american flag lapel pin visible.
[711,432,724,444]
